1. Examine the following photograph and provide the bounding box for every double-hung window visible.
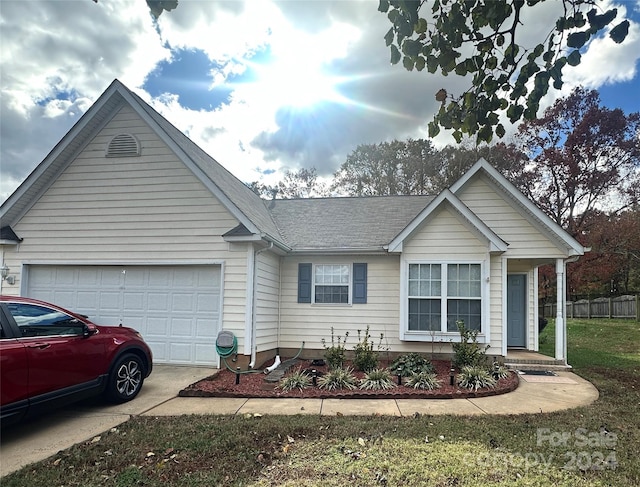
[406,262,483,337]
[297,263,367,305]
[314,264,350,304]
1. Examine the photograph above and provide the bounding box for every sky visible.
[1,0,640,202]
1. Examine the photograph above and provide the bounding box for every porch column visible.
[555,258,566,362]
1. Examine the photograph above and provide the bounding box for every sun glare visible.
[243,23,359,109]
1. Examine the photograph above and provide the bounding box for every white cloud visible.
[1,0,639,203]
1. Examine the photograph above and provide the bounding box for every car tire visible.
[106,353,145,403]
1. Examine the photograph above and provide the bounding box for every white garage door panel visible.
[25,265,221,366]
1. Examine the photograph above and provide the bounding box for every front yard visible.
[4,318,639,486]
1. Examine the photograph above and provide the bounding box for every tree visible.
[515,87,640,236]
[247,167,328,200]
[379,0,630,143]
[276,167,329,199]
[331,138,526,196]
[569,210,640,296]
[428,141,528,191]
[331,139,438,196]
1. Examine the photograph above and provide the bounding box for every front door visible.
[507,274,527,348]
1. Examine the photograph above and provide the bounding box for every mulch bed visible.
[179,359,519,400]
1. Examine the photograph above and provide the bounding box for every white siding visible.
[278,255,402,353]
[457,176,567,258]
[401,207,492,344]
[402,206,487,259]
[488,256,504,355]
[3,105,250,343]
[255,250,281,351]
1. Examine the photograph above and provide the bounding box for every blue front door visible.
[507,274,527,348]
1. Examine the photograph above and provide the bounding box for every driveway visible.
[0,365,214,477]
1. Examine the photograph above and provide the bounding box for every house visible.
[0,80,586,368]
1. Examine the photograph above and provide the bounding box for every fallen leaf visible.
[358,437,366,447]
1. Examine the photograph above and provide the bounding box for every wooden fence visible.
[540,295,640,321]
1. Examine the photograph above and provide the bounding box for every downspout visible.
[263,255,284,374]
[248,242,273,369]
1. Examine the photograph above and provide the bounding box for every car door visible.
[0,309,29,407]
[5,302,105,398]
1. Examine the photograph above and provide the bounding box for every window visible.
[408,264,441,331]
[298,263,367,304]
[406,262,483,336]
[314,264,349,304]
[7,303,84,337]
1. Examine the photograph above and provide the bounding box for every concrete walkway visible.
[145,370,598,417]
[1,369,598,478]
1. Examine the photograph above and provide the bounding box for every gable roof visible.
[0,79,284,245]
[387,189,509,253]
[0,81,584,258]
[268,195,433,252]
[451,159,586,256]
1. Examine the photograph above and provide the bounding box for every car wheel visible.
[106,353,145,403]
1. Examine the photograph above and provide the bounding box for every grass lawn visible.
[3,318,639,486]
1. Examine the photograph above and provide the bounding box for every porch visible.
[504,350,571,370]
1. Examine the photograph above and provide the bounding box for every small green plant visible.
[359,368,396,390]
[353,326,384,372]
[389,352,435,377]
[457,365,497,391]
[317,367,358,391]
[278,368,312,392]
[452,320,489,369]
[321,327,349,369]
[406,371,441,390]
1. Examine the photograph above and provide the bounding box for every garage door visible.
[25,265,222,366]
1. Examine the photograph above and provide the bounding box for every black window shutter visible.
[298,263,312,303]
[353,263,367,304]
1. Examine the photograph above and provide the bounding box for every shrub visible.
[457,365,497,391]
[321,327,349,369]
[278,368,311,392]
[389,352,435,377]
[452,320,489,369]
[359,368,396,390]
[317,367,358,391]
[406,371,441,390]
[353,326,384,372]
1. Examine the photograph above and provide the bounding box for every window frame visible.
[401,259,488,342]
[312,263,352,305]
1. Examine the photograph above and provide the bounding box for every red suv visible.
[1,296,153,425]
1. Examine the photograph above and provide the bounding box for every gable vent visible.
[106,134,140,157]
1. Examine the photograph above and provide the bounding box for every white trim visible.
[116,87,263,237]
[312,263,352,305]
[533,267,539,352]
[388,189,507,253]
[19,259,226,266]
[399,259,489,343]
[506,271,528,348]
[244,245,255,356]
[451,158,585,256]
[1,97,120,226]
[501,256,508,357]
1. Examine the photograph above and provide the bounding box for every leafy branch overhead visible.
[379,0,630,143]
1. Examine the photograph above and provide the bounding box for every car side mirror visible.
[83,324,98,338]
